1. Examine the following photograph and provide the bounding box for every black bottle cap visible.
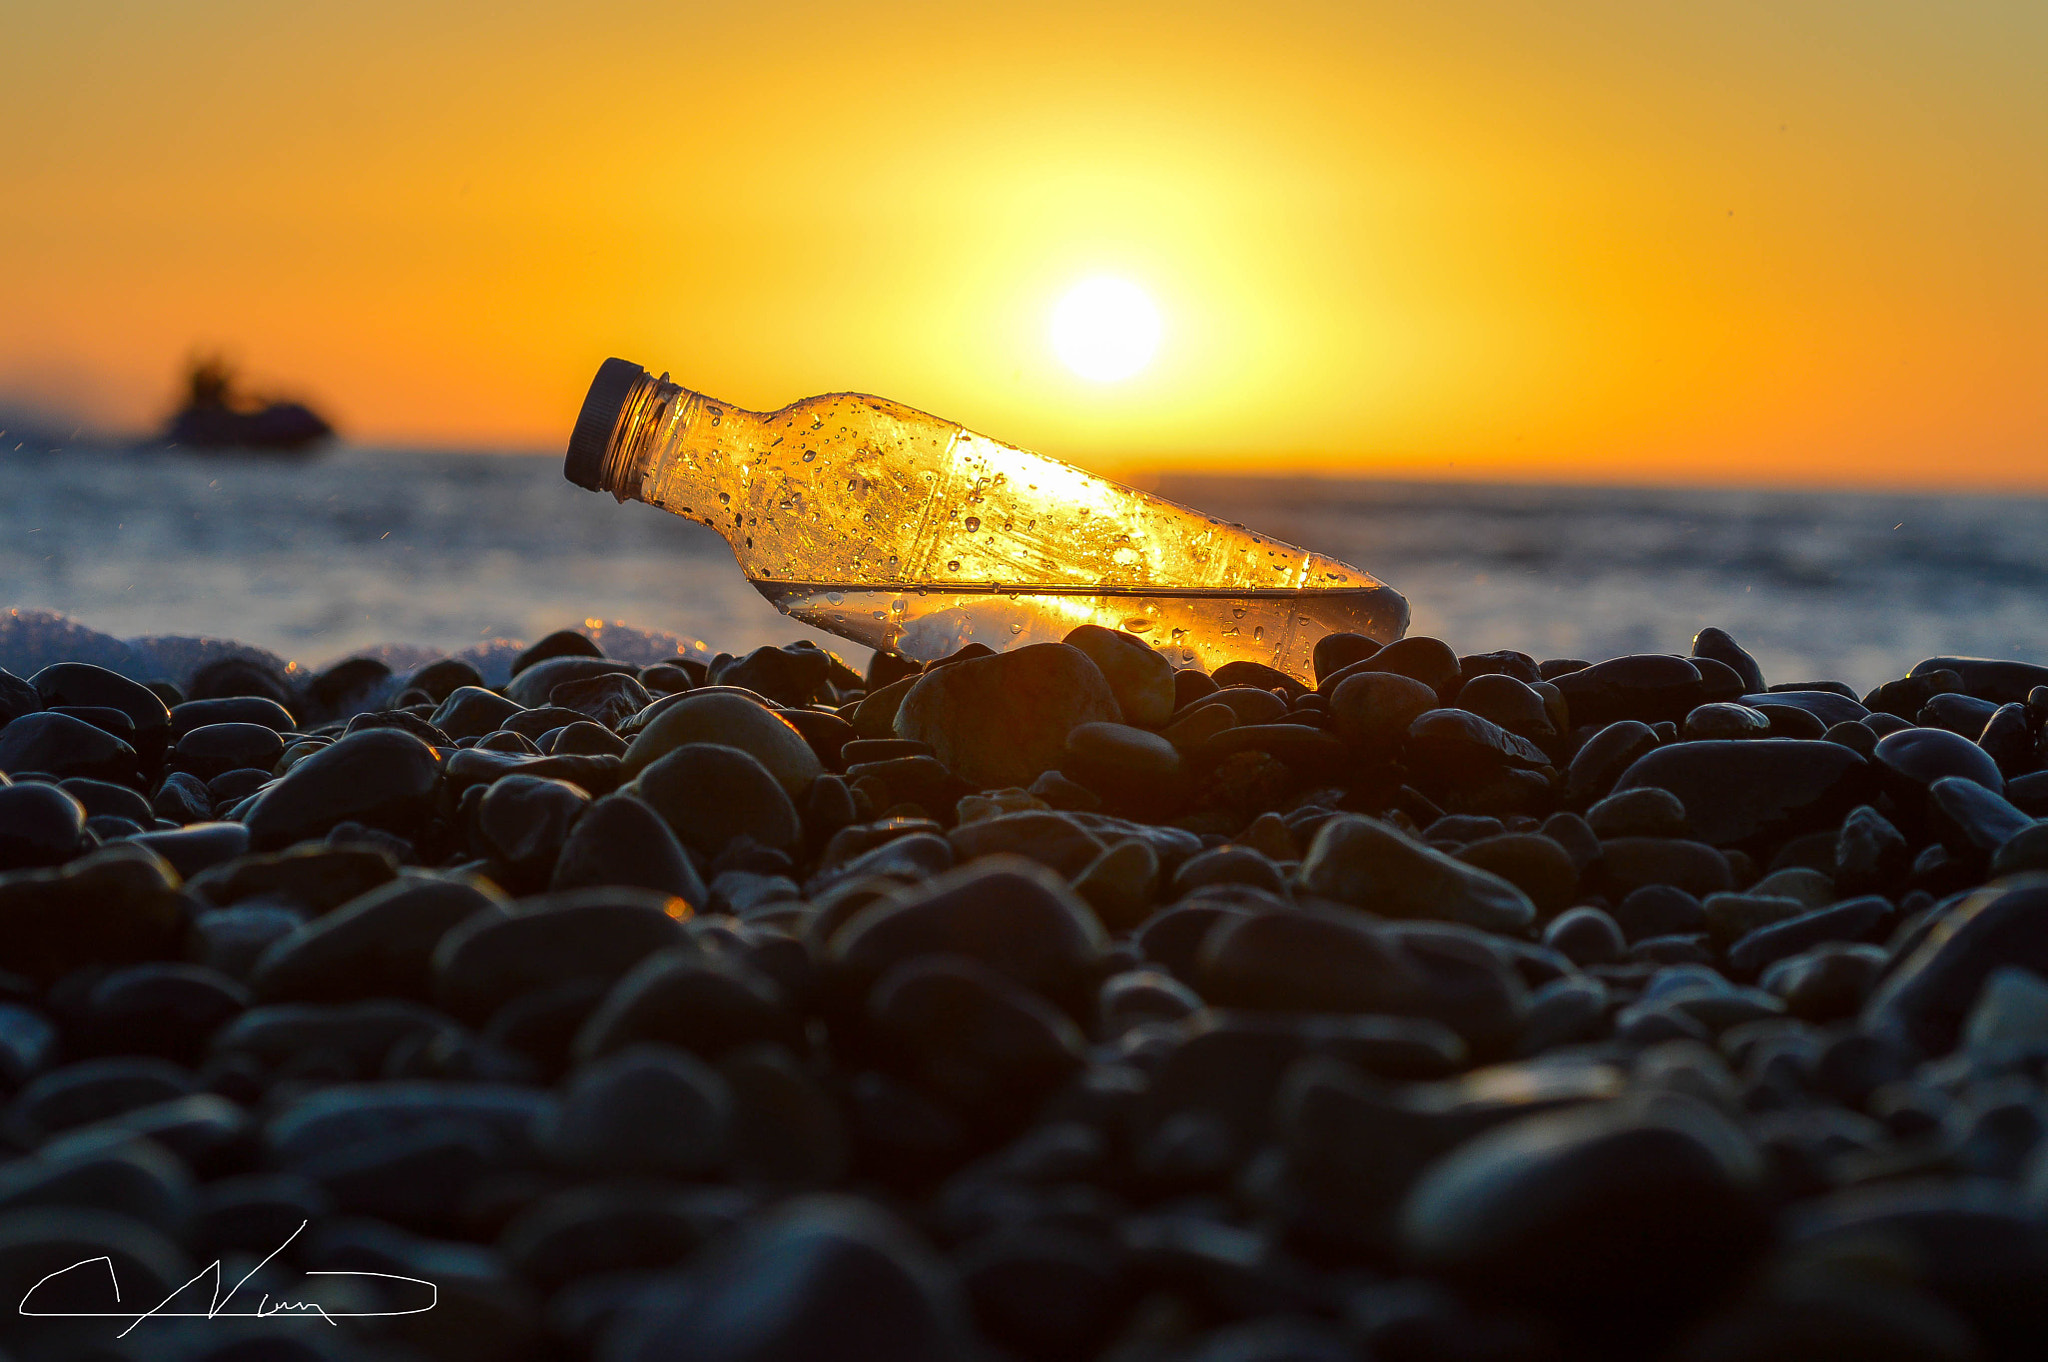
[564,357,649,492]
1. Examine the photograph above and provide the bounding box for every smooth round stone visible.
[1587,786,1689,839]
[550,670,653,728]
[545,719,626,758]
[172,722,285,782]
[1612,740,1872,848]
[721,1044,849,1186]
[1992,822,2048,877]
[1597,838,1733,900]
[1300,815,1536,933]
[0,781,90,871]
[830,859,1107,1001]
[1683,702,1772,742]
[608,1196,966,1362]
[1691,627,1766,694]
[1328,671,1439,749]
[1159,702,1239,754]
[626,742,802,859]
[1564,721,1660,805]
[30,662,173,761]
[431,686,524,740]
[0,667,39,725]
[400,657,483,703]
[1097,967,1202,1035]
[242,728,441,851]
[892,644,1122,791]
[188,904,308,980]
[869,958,1085,1114]
[1195,905,1421,1013]
[1405,708,1548,774]
[1874,726,2005,796]
[1359,636,1460,696]
[58,776,153,826]
[431,887,689,1022]
[512,629,604,676]
[574,950,800,1062]
[0,843,188,983]
[1071,837,1161,932]
[1551,654,1705,727]
[1866,879,2048,1055]
[1061,721,1183,796]
[1454,833,1579,916]
[1063,625,1176,727]
[474,774,590,879]
[505,655,639,708]
[0,1132,196,1237]
[550,791,709,903]
[7,1056,199,1137]
[1918,691,1999,737]
[1909,655,2048,705]
[1193,686,1290,728]
[621,691,822,796]
[544,1043,731,1177]
[1542,906,1626,965]
[1399,1095,1768,1332]
[1313,632,1381,682]
[1172,668,1221,710]
[713,644,833,707]
[168,696,296,738]
[1456,673,1556,741]
[1170,844,1284,897]
[0,711,139,785]
[1926,777,2032,858]
[82,963,250,1064]
[253,873,509,1003]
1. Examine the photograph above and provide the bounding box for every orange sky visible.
[3,0,2045,488]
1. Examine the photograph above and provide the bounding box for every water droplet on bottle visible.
[964,516,980,532]
[1253,626,1265,641]
[1123,618,1152,633]
[1009,623,1023,634]
[826,592,843,604]
[1231,608,1246,619]
[709,410,721,426]
[946,560,961,572]
[802,451,816,462]
[718,492,730,504]
[871,610,887,620]
[1170,628,1186,643]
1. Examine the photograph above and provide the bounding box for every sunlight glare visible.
[1050,277,1162,382]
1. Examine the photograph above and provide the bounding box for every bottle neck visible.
[591,369,694,503]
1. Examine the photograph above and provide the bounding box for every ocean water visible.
[3,443,2045,693]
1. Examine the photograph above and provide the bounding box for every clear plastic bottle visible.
[564,358,1408,678]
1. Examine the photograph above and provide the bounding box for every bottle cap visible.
[564,357,649,492]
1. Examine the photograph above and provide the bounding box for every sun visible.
[1049,277,1162,382]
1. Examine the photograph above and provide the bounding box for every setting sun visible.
[1049,277,1162,383]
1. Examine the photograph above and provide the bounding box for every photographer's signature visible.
[17,1220,435,1338]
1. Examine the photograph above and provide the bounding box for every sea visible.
[4,443,2045,694]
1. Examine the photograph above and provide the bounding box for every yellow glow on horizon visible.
[1,1,2045,490]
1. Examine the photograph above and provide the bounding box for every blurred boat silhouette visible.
[160,356,334,452]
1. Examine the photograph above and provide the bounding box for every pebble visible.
[0,843,188,983]
[81,963,249,1065]
[503,654,640,708]
[1454,672,1556,741]
[242,727,442,851]
[620,690,822,795]
[253,873,509,1003]
[1196,905,1423,1013]
[1612,739,1871,847]
[893,642,1123,789]
[431,886,690,1022]
[1874,724,2006,808]
[1452,833,1579,916]
[30,662,173,765]
[714,643,834,706]
[1300,815,1536,933]
[549,790,709,901]
[1691,626,1766,693]
[1596,836,1733,899]
[548,670,653,728]
[544,1042,732,1176]
[1327,671,1439,750]
[171,720,286,781]
[1587,785,1690,838]
[1925,774,2032,858]
[432,685,525,739]
[1551,653,1707,727]
[1063,624,1176,726]
[575,948,800,1062]
[626,741,802,859]
[1543,905,1627,965]
[1865,877,2048,1055]
[0,710,140,785]
[1565,719,1660,804]
[0,781,91,871]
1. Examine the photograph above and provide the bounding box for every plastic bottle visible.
[564,358,1407,678]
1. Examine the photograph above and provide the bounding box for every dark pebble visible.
[169,695,297,737]
[1196,905,1423,1013]
[0,781,91,871]
[172,721,285,781]
[0,710,139,785]
[512,628,604,675]
[626,741,801,859]
[1552,654,1705,727]
[576,949,801,1062]
[544,1042,731,1176]
[505,654,639,708]
[1612,739,1871,847]
[0,844,187,983]
[242,728,442,850]
[550,790,709,902]
[432,685,525,739]
[432,886,688,1022]
[30,662,172,765]
[82,962,249,1064]
[253,873,508,1003]
[1864,877,2048,1055]
[1874,726,2005,808]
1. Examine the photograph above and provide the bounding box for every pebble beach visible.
[3,614,2047,1361]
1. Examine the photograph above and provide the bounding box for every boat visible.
[160,357,334,452]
